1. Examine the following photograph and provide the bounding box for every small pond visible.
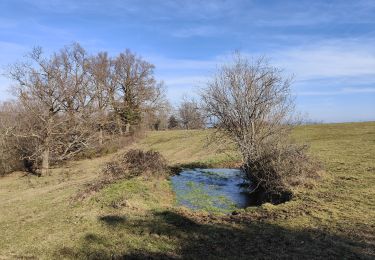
[171,168,252,213]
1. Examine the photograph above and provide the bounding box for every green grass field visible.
[0,122,374,259]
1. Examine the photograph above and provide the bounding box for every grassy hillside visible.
[0,122,374,259]
[138,129,240,166]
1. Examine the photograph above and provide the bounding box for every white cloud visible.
[147,39,375,100]
[297,87,375,96]
[273,40,375,81]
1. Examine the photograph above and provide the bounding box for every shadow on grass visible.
[98,215,127,226]
[55,210,374,259]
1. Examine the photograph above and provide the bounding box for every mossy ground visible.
[0,122,374,259]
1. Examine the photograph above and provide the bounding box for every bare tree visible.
[52,43,97,161]
[8,47,62,174]
[0,102,26,175]
[7,43,97,175]
[168,115,179,129]
[112,50,161,133]
[88,52,113,144]
[178,98,205,129]
[143,98,171,130]
[3,43,167,175]
[201,54,319,202]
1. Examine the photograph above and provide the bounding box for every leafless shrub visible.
[75,149,168,200]
[201,53,321,203]
[101,149,168,179]
[101,161,125,178]
[244,142,321,203]
[122,149,168,176]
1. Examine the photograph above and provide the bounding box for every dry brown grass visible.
[0,122,374,259]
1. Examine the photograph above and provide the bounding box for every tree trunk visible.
[41,147,49,176]
[125,123,130,133]
[41,114,53,176]
[117,115,123,135]
[99,126,104,145]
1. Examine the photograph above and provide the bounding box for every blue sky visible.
[0,0,374,122]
